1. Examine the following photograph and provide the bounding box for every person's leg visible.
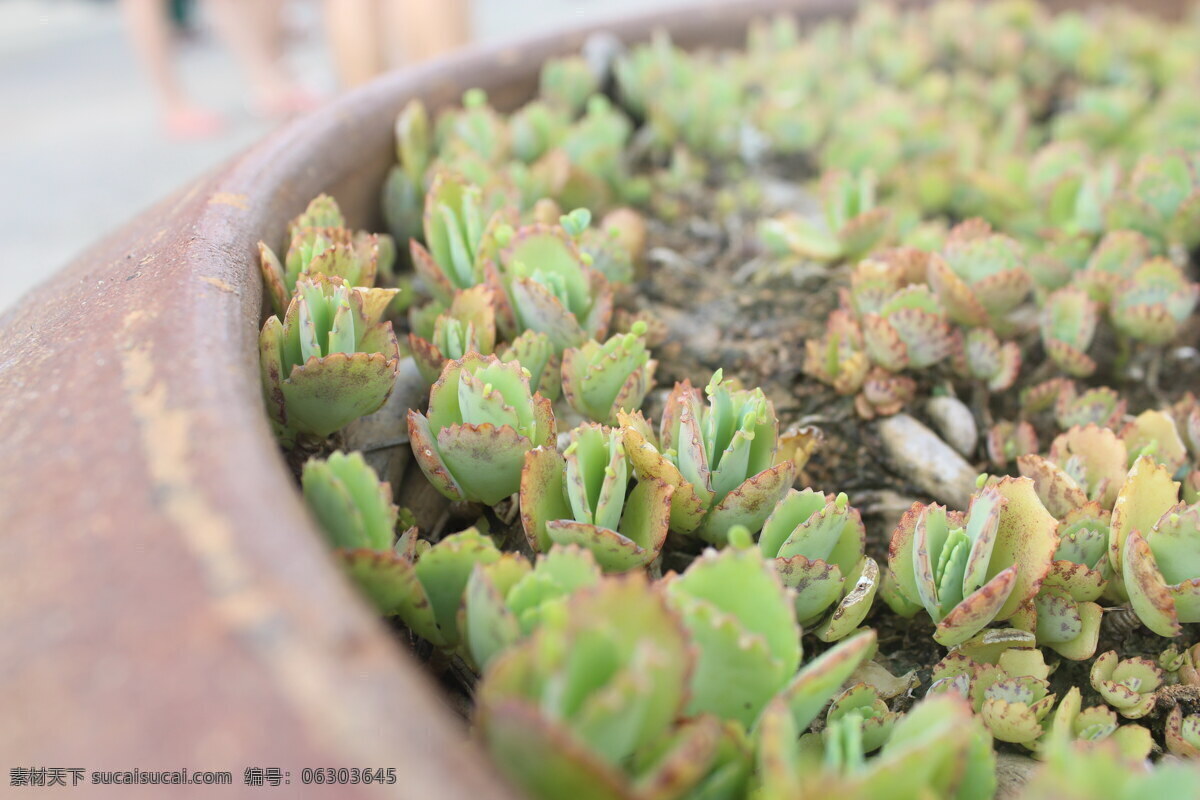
[388,0,470,64]
[119,0,224,137]
[206,0,315,116]
[323,0,385,88]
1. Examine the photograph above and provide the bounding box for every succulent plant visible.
[341,526,501,650]
[408,286,498,384]
[1054,384,1127,430]
[977,672,1057,744]
[1110,258,1199,347]
[621,371,797,544]
[757,693,996,800]
[758,489,878,641]
[520,425,673,572]
[499,329,561,401]
[1074,229,1151,306]
[1030,504,1110,660]
[476,573,750,800]
[861,285,955,372]
[853,368,917,420]
[803,310,871,395]
[929,219,1031,333]
[1025,726,1199,800]
[1041,286,1099,377]
[1040,687,1152,759]
[1120,409,1189,475]
[1018,425,1128,516]
[825,683,900,753]
[408,353,556,506]
[887,477,1057,646]
[1122,499,1200,637]
[560,324,656,425]
[259,274,400,439]
[1106,152,1200,251]
[954,327,1022,391]
[302,450,398,551]
[538,55,598,116]
[259,195,395,317]
[462,545,601,670]
[1090,650,1162,719]
[486,222,613,352]
[1165,705,1200,758]
[759,171,892,263]
[987,420,1039,468]
[410,172,511,304]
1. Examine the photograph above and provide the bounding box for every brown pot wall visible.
[0,0,1189,797]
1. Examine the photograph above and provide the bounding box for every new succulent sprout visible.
[803,309,870,396]
[928,219,1031,333]
[408,285,498,384]
[259,194,393,317]
[560,323,656,425]
[1090,651,1163,719]
[499,329,561,400]
[475,573,750,800]
[621,371,797,544]
[486,220,613,351]
[462,545,602,670]
[757,489,879,641]
[520,424,674,572]
[887,477,1058,646]
[1041,286,1099,377]
[759,170,892,263]
[410,172,511,303]
[1043,687,1152,759]
[954,327,1022,392]
[1031,504,1110,660]
[301,451,398,551]
[259,274,400,439]
[408,353,556,506]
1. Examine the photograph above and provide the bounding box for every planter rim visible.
[0,0,1190,794]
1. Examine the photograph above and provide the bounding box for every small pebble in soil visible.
[925,395,978,458]
[877,413,977,510]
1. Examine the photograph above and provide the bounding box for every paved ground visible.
[0,0,686,311]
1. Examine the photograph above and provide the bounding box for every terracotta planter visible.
[0,0,1189,795]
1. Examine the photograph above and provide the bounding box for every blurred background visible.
[0,0,688,312]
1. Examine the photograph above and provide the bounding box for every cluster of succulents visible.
[259,1,1200,797]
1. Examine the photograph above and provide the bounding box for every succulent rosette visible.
[1165,705,1200,758]
[1105,152,1200,251]
[1090,651,1163,719]
[462,545,601,670]
[259,274,400,439]
[977,672,1057,745]
[1120,409,1190,475]
[1122,501,1200,637]
[759,170,892,264]
[928,219,1031,333]
[1040,286,1099,377]
[301,451,398,551]
[1042,687,1152,759]
[410,172,512,303]
[560,323,656,425]
[803,310,870,395]
[987,420,1038,468]
[340,526,501,651]
[1074,229,1151,306]
[853,368,916,420]
[259,194,394,316]
[824,684,900,753]
[1111,258,1199,347]
[1018,425,1128,516]
[861,285,955,372]
[887,478,1058,646]
[1054,384,1126,430]
[476,574,752,800]
[954,327,1021,391]
[621,371,797,543]
[758,489,878,641]
[1030,504,1110,660]
[408,353,556,506]
[520,425,674,572]
[408,286,498,384]
[485,222,613,352]
[499,329,562,400]
[757,694,995,800]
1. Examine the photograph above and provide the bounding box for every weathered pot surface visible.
[0,0,1189,796]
